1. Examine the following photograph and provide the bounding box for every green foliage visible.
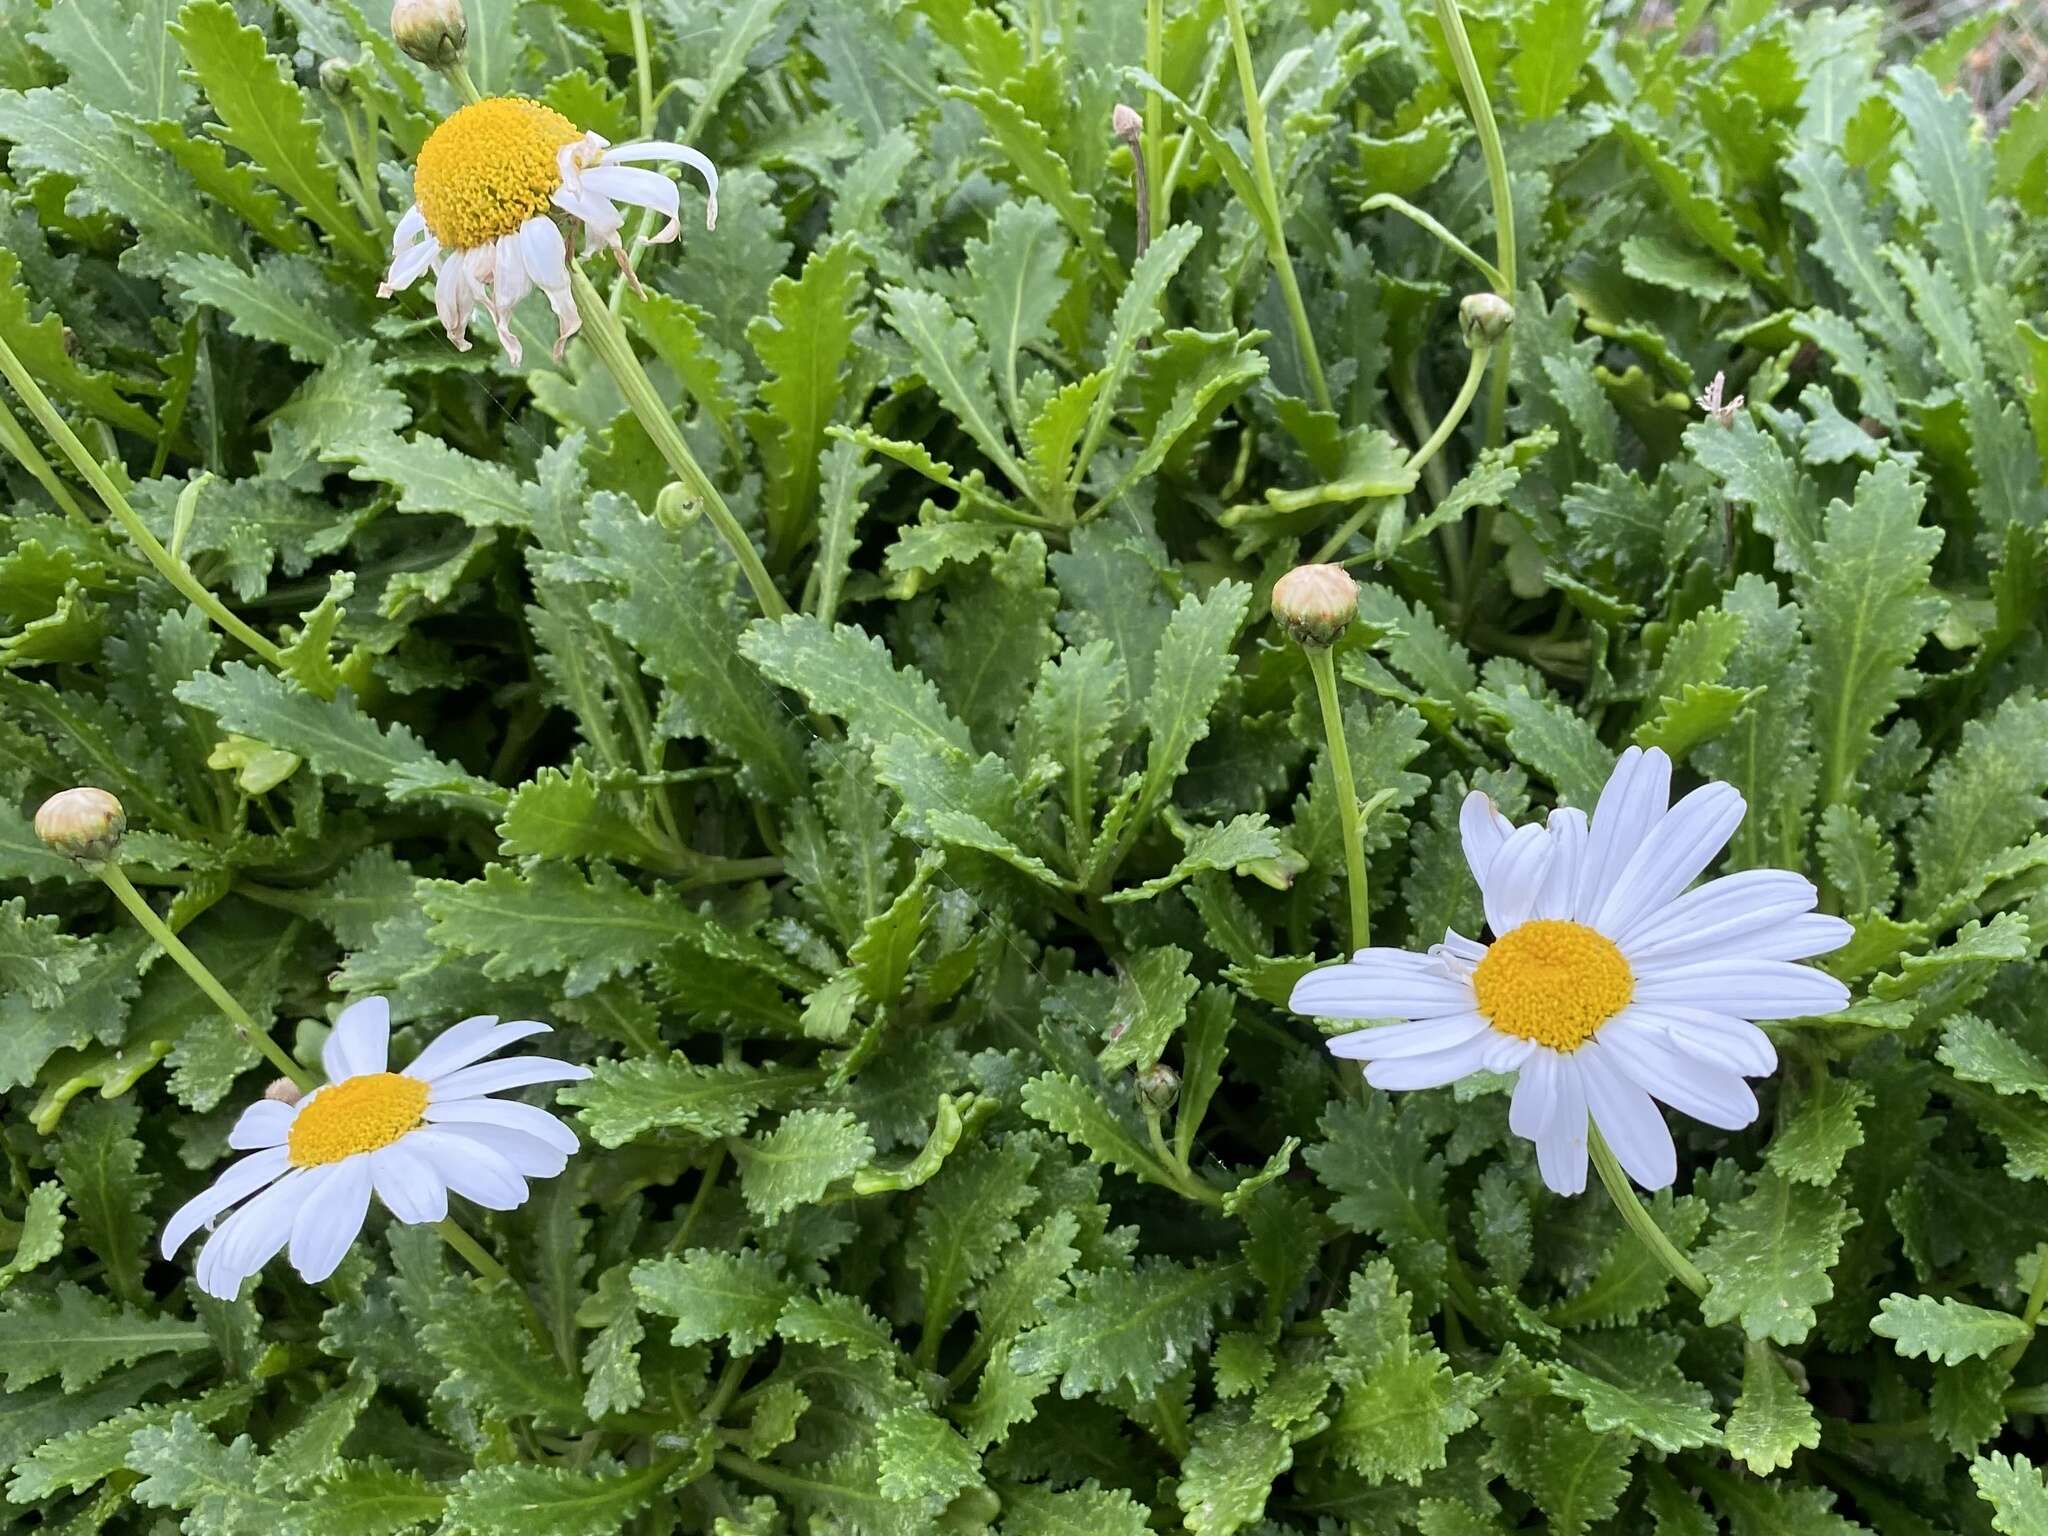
[2,0,2047,1530]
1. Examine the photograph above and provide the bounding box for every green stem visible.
[568,266,789,618]
[624,0,657,137]
[437,1214,557,1353]
[1144,0,1167,236]
[1432,0,1515,447]
[1588,1127,1708,1297]
[0,390,95,530]
[1310,343,1490,565]
[0,332,286,666]
[1305,645,1369,953]
[446,60,482,104]
[1997,1247,2048,1371]
[1356,192,1504,289]
[1221,0,1332,415]
[95,861,312,1090]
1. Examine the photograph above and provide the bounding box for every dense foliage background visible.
[4,0,2048,1530]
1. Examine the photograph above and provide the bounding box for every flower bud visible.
[390,0,466,67]
[1111,103,1142,144]
[263,1077,305,1106]
[1137,1063,1180,1115]
[654,481,700,528]
[1271,563,1358,648]
[1459,292,1515,348]
[33,787,125,862]
[318,57,356,99]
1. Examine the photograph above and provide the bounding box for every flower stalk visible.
[0,332,286,667]
[1432,0,1515,447]
[1589,1127,1708,1297]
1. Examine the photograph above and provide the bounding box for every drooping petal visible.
[1631,958,1850,1020]
[1327,1012,1492,1062]
[1483,822,1553,936]
[434,250,476,352]
[1290,950,1475,1021]
[425,1055,591,1102]
[1599,1020,1760,1130]
[581,163,681,243]
[517,217,579,357]
[380,221,441,295]
[194,1170,303,1299]
[601,140,719,228]
[287,1158,372,1285]
[423,1095,579,1154]
[228,1099,295,1151]
[1460,791,1514,888]
[1592,782,1746,934]
[1362,1031,1497,1091]
[162,1147,291,1258]
[369,1140,448,1225]
[1573,745,1672,921]
[407,1127,529,1210]
[323,996,391,1081]
[1577,1039,1677,1190]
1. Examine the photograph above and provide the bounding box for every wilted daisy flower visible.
[379,95,718,363]
[1291,747,1850,1194]
[162,997,588,1298]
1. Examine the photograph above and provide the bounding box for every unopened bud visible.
[1111,103,1142,144]
[263,1077,305,1106]
[319,57,356,99]
[1459,292,1515,348]
[1137,1063,1180,1115]
[390,0,466,67]
[654,481,700,528]
[33,788,125,861]
[1271,563,1358,648]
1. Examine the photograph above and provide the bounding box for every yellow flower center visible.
[413,97,583,250]
[1472,920,1633,1053]
[287,1073,430,1167]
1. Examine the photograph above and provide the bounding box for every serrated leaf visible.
[632,1247,793,1352]
[0,1284,208,1391]
[734,1107,874,1219]
[441,1459,670,1536]
[561,1054,816,1148]
[1724,1339,1820,1475]
[749,238,866,561]
[54,1097,155,1304]
[1697,1174,1860,1345]
[1009,1257,1244,1397]
[1871,1293,2032,1365]
[1974,1453,2048,1536]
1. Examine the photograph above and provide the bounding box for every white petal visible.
[1631,958,1850,1019]
[394,204,426,245]
[380,226,440,295]
[517,217,581,357]
[1509,1051,1560,1140]
[1327,1012,1491,1062]
[407,1128,530,1210]
[1362,1031,1496,1091]
[1577,1040,1677,1190]
[582,164,681,243]
[1633,1007,1778,1077]
[162,1147,291,1258]
[1728,914,1855,963]
[228,1099,295,1151]
[1290,951,1475,1021]
[444,1122,570,1179]
[1600,1020,1760,1129]
[1573,745,1671,921]
[194,1171,302,1298]
[1484,822,1552,936]
[1460,791,1514,888]
[1533,1061,1589,1195]
[1484,1035,1539,1073]
[434,250,475,351]
[405,1016,549,1082]
[370,1140,448,1225]
[425,1054,589,1102]
[1533,808,1586,920]
[423,1096,580,1154]
[288,1158,372,1285]
[1436,929,1487,965]
[1593,782,1746,934]
[602,140,718,227]
[1617,869,1818,959]
[323,996,391,1081]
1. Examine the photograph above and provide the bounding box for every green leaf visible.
[54,1098,156,1304]
[561,1055,817,1148]
[1817,804,1898,915]
[1510,0,1597,117]
[0,894,91,1007]
[175,664,504,814]
[1474,678,1615,809]
[1686,418,1822,577]
[0,247,156,433]
[1890,65,1994,295]
[1094,946,1197,1073]
[497,764,674,868]
[169,0,381,265]
[1177,1399,1295,1534]
[734,1107,875,1219]
[287,1460,445,1536]
[1906,692,2048,920]
[1939,1014,2048,1101]
[0,1284,208,1391]
[167,252,354,363]
[1003,1482,1152,1536]
[748,238,867,560]
[875,1405,982,1504]
[1765,1075,1871,1186]
[420,862,701,997]
[631,1247,793,1352]
[441,1459,670,1536]
[740,614,972,758]
[1325,1261,1471,1482]
[964,198,1069,437]
[1132,580,1251,828]
[1974,1453,2048,1536]
[1697,1174,1860,1345]
[126,1413,289,1534]
[1483,1385,1633,1536]
[878,283,1031,493]
[0,1182,65,1291]
[1871,1294,2032,1365]
[1009,1257,1245,1397]
[1724,1340,1820,1475]
[418,1281,589,1428]
[1795,459,1945,805]
[1545,1332,1718,1454]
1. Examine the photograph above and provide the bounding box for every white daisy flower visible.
[162,997,589,1299]
[378,95,718,364]
[1290,747,1851,1195]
